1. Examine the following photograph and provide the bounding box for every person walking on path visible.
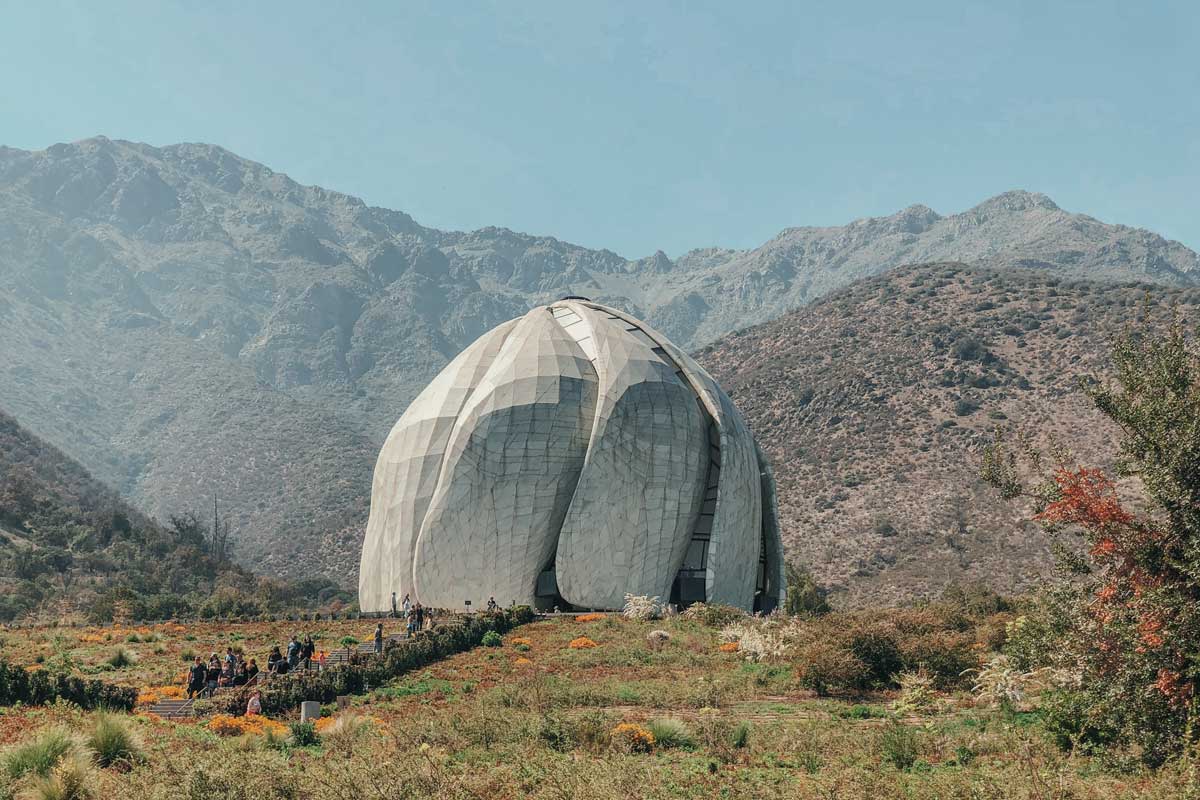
[374,622,384,654]
[267,646,283,674]
[391,592,398,618]
[204,654,221,697]
[186,656,206,699]
[286,635,301,669]
[301,636,315,670]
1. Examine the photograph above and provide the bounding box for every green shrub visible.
[879,721,919,771]
[1040,689,1121,755]
[2,728,75,781]
[537,712,573,752]
[570,710,614,752]
[85,714,141,768]
[784,563,831,616]
[288,721,319,748]
[897,631,977,689]
[0,661,137,711]
[839,704,887,719]
[846,623,902,689]
[481,631,503,648]
[647,718,694,750]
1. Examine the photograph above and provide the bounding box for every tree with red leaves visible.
[983,321,1200,766]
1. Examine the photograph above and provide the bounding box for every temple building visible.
[358,299,784,613]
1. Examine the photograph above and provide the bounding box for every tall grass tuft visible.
[730,721,751,749]
[647,718,694,750]
[85,714,141,769]
[879,720,920,771]
[2,728,75,781]
[105,649,136,669]
[20,750,96,800]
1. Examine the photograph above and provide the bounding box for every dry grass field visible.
[2,609,1198,799]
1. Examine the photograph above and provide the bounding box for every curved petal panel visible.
[358,319,518,611]
[412,308,598,607]
[581,303,762,609]
[553,302,709,608]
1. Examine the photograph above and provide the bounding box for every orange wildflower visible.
[568,636,598,649]
[611,723,655,752]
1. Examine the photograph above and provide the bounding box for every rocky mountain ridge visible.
[1,136,1196,588]
[703,263,1200,604]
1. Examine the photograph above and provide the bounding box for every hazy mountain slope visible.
[700,263,1200,605]
[0,407,261,620]
[1,136,1196,585]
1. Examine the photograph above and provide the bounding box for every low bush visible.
[481,631,503,648]
[622,595,662,621]
[0,661,137,711]
[795,641,863,696]
[680,603,745,627]
[288,721,319,747]
[646,718,694,750]
[845,622,902,689]
[879,720,920,771]
[610,723,655,753]
[897,630,978,689]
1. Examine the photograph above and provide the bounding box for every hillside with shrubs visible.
[0,408,342,622]
[700,262,1200,606]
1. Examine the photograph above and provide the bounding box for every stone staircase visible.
[147,698,195,719]
[323,634,409,666]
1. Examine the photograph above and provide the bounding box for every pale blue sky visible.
[2,1,1197,258]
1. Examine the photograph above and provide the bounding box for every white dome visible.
[359,299,784,612]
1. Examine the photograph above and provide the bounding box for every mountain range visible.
[1,136,1196,594]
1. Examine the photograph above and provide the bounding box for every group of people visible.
[390,592,429,636]
[187,648,260,698]
[184,603,451,701]
[267,634,323,674]
[184,635,328,699]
